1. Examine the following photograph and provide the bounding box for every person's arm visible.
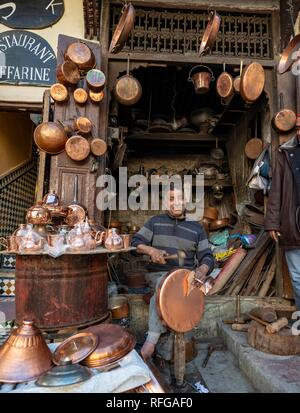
[193,229,215,287]
[264,151,283,242]
[131,218,167,264]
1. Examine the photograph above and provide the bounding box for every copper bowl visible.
[203,207,218,221]
[81,324,136,368]
[34,122,67,155]
[109,3,136,54]
[108,295,129,320]
[0,321,52,383]
[210,218,230,231]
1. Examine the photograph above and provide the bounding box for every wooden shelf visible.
[125,133,227,142]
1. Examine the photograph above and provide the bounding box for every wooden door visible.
[49,34,107,220]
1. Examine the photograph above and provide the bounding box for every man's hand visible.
[148,247,167,265]
[269,230,281,243]
[193,264,209,289]
[141,341,155,360]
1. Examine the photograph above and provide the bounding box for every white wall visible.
[0,0,85,104]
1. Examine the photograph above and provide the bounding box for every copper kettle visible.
[26,202,51,225]
[0,320,52,383]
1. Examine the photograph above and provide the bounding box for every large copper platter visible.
[80,324,136,368]
[199,11,221,56]
[109,3,136,54]
[156,269,205,333]
[52,332,98,365]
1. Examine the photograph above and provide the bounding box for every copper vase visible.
[0,320,52,383]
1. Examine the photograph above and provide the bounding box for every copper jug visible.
[104,228,124,251]
[0,320,52,383]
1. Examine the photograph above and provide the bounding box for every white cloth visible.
[8,347,151,394]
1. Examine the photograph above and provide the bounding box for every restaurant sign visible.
[0,30,56,86]
[0,1,65,29]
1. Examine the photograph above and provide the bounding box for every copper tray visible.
[278,34,300,75]
[156,269,205,333]
[80,324,136,368]
[109,3,136,54]
[52,332,98,365]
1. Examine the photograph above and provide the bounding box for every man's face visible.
[166,189,186,217]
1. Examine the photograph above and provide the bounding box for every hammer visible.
[163,250,186,267]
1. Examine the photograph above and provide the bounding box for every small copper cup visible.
[121,234,132,249]
[47,234,65,247]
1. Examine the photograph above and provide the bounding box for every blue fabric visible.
[131,213,214,272]
[285,249,300,310]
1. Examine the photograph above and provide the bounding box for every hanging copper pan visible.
[73,88,88,105]
[156,269,205,333]
[90,138,107,156]
[109,3,136,54]
[86,69,106,93]
[56,61,80,86]
[278,34,300,74]
[65,135,90,162]
[233,60,243,94]
[272,93,296,133]
[199,11,221,56]
[216,63,234,100]
[75,117,93,135]
[34,122,67,154]
[89,90,105,104]
[240,62,265,104]
[65,42,95,72]
[114,56,142,105]
[50,83,68,103]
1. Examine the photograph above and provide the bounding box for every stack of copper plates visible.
[80,324,136,368]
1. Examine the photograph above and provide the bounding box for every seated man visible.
[131,185,214,380]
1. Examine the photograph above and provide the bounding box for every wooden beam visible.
[35,90,50,202]
[109,53,277,68]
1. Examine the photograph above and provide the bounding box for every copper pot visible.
[34,122,67,155]
[50,83,68,103]
[74,88,88,105]
[0,320,52,383]
[89,90,105,104]
[86,69,106,93]
[65,41,95,72]
[240,62,265,104]
[56,61,80,86]
[108,295,129,319]
[203,207,218,221]
[188,65,215,95]
[210,218,230,231]
[26,203,51,225]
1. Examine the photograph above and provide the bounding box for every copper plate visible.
[52,332,98,365]
[80,324,136,368]
[156,269,205,333]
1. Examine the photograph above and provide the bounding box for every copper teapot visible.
[104,228,124,251]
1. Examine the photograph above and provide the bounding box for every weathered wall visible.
[0,0,85,104]
[0,112,33,178]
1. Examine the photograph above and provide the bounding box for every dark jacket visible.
[264,136,300,250]
[131,213,215,272]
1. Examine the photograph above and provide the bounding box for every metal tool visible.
[202,343,224,368]
[163,250,186,267]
